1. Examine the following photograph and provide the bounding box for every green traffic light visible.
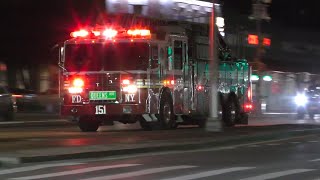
[263,75,272,81]
[251,74,259,81]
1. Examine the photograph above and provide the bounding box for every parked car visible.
[0,86,15,121]
[8,88,38,112]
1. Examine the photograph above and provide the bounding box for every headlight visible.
[294,94,308,106]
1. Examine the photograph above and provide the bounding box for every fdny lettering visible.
[72,95,82,103]
[125,94,135,102]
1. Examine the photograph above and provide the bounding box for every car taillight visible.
[68,78,85,94]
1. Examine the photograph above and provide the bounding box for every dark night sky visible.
[0,0,319,70]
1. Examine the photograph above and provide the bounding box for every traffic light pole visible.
[206,2,222,132]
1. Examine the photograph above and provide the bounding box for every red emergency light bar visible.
[127,29,151,37]
[70,29,90,38]
[70,28,151,39]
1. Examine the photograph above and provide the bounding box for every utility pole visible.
[249,0,271,114]
[206,1,222,132]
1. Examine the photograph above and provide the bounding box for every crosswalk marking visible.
[0,162,83,175]
[81,165,196,180]
[160,167,255,180]
[10,164,141,180]
[240,169,315,180]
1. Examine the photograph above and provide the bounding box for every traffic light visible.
[263,75,272,81]
[247,34,271,47]
[248,34,259,45]
[263,38,271,46]
[251,74,259,81]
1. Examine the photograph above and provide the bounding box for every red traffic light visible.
[263,38,271,46]
[248,34,259,45]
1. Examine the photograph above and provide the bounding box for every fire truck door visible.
[182,42,191,113]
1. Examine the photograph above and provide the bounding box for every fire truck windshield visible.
[64,42,149,71]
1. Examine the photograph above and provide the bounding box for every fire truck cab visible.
[59,24,252,132]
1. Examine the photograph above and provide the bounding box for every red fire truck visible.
[58,23,253,132]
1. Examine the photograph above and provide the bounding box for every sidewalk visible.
[0,124,319,166]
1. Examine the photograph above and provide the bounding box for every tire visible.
[223,94,240,127]
[139,116,152,131]
[78,116,100,132]
[159,91,176,129]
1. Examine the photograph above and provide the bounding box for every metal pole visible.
[206,1,222,132]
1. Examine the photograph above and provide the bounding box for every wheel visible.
[223,94,240,127]
[159,91,176,129]
[78,116,100,132]
[138,116,152,131]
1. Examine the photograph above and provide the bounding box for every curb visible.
[1,126,320,166]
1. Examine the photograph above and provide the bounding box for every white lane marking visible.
[240,169,315,180]
[11,164,141,180]
[266,143,281,146]
[160,167,255,180]
[247,145,260,148]
[309,159,320,162]
[290,142,301,144]
[308,141,319,143]
[0,162,83,175]
[81,165,196,180]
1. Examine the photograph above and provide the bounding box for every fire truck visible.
[58,23,253,132]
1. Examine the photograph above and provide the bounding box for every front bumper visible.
[61,104,145,116]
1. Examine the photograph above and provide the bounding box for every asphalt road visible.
[0,134,319,180]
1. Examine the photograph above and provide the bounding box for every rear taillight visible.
[244,103,253,112]
[68,78,85,94]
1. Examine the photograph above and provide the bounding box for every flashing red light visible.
[263,38,271,46]
[73,78,84,87]
[248,34,259,45]
[197,85,204,91]
[127,29,151,37]
[244,103,253,112]
[163,80,175,86]
[102,29,118,38]
[92,31,101,36]
[70,30,89,38]
[122,79,130,85]
[68,78,84,94]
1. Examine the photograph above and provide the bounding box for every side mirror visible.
[60,47,65,63]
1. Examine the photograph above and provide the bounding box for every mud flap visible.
[237,112,249,125]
